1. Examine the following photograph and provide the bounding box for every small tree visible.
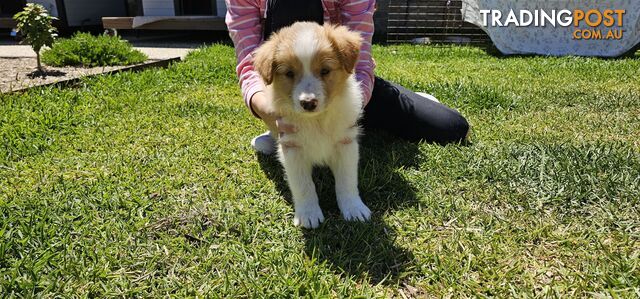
[13,3,58,73]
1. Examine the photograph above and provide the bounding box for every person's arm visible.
[226,0,295,134]
[225,0,265,117]
[339,0,376,106]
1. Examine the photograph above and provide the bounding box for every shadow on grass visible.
[257,130,422,285]
[26,69,67,78]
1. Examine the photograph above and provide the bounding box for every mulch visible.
[0,57,138,93]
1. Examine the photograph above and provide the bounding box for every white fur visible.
[266,25,371,228]
[292,28,326,114]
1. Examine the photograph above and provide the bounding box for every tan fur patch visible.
[253,22,363,117]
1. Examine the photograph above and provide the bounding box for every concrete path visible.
[0,44,195,60]
[0,45,34,58]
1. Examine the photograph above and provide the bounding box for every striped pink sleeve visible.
[225,0,264,117]
[340,0,376,106]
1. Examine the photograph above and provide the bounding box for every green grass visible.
[41,33,147,67]
[1,44,639,297]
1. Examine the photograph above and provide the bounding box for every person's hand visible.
[250,92,297,136]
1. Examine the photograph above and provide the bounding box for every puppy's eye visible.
[320,68,330,76]
[285,71,294,78]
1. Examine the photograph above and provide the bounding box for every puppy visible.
[253,22,371,228]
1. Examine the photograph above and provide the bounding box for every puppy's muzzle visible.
[300,99,318,112]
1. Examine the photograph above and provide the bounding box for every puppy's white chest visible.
[280,122,356,165]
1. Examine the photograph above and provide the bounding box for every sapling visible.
[13,3,58,74]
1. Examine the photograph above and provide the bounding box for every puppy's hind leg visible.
[280,148,324,228]
[330,140,371,222]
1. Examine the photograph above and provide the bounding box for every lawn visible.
[1,44,639,297]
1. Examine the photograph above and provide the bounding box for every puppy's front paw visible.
[293,204,325,228]
[338,196,371,222]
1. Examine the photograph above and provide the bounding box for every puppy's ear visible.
[253,38,278,85]
[326,24,362,73]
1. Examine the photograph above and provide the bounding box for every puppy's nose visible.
[300,99,318,111]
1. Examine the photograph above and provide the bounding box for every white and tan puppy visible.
[253,22,371,228]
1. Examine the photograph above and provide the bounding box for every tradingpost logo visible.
[480,9,626,40]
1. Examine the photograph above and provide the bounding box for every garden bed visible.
[0,32,177,93]
[0,57,175,93]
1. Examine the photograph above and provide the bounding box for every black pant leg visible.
[363,77,469,144]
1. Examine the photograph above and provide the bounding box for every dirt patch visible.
[0,57,155,93]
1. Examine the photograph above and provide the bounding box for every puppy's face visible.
[253,22,362,115]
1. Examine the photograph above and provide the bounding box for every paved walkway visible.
[0,44,195,60]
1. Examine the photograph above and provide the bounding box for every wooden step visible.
[102,16,226,31]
